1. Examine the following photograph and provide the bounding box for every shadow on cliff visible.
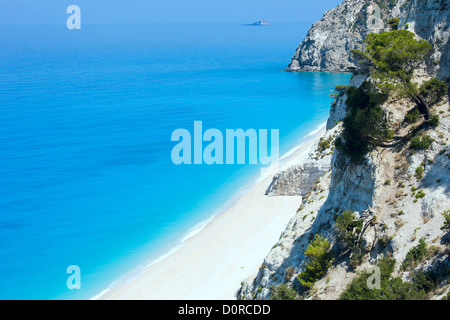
[322,149,377,212]
[418,151,450,194]
[267,150,378,295]
[269,204,337,294]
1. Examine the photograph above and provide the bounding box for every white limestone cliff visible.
[237,0,449,300]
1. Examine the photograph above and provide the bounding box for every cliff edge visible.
[238,0,450,301]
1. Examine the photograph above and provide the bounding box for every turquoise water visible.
[0,23,350,299]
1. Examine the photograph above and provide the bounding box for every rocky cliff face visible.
[400,0,450,81]
[237,0,450,301]
[287,0,366,72]
[238,88,450,300]
[287,0,449,82]
[287,0,403,72]
[326,73,366,130]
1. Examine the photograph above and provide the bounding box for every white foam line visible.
[91,288,110,300]
[91,214,217,300]
[304,121,327,138]
[144,214,216,269]
[91,120,328,300]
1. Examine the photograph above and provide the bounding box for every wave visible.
[91,211,219,299]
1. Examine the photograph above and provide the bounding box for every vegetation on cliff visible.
[297,234,334,290]
[337,29,447,162]
[340,256,430,300]
[240,2,449,301]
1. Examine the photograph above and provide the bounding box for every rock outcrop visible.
[326,73,366,130]
[400,0,450,81]
[265,163,329,197]
[265,125,342,197]
[286,0,401,72]
[287,0,449,82]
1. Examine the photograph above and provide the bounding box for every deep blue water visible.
[0,23,350,299]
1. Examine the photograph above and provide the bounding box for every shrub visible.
[285,267,295,282]
[415,166,424,180]
[388,17,400,30]
[401,238,428,271]
[381,278,428,299]
[334,85,349,95]
[442,210,450,233]
[410,135,433,150]
[429,114,439,127]
[270,283,298,300]
[415,190,426,199]
[340,256,428,300]
[378,235,392,248]
[318,138,331,152]
[335,211,364,251]
[297,234,334,289]
[413,271,438,294]
[419,78,448,106]
[330,100,337,110]
[405,108,420,123]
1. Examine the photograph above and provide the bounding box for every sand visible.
[97,126,325,300]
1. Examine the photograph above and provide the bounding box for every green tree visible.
[352,30,435,119]
[297,234,333,289]
[335,81,393,161]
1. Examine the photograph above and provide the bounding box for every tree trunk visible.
[411,93,431,120]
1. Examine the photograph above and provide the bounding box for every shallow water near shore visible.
[0,22,350,299]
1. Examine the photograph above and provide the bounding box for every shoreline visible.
[94,122,327,300]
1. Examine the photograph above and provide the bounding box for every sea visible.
[0,22,351,299]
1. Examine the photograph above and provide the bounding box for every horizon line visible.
[0,20,315,27]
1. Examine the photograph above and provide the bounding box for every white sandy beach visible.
[97,126,325,300]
